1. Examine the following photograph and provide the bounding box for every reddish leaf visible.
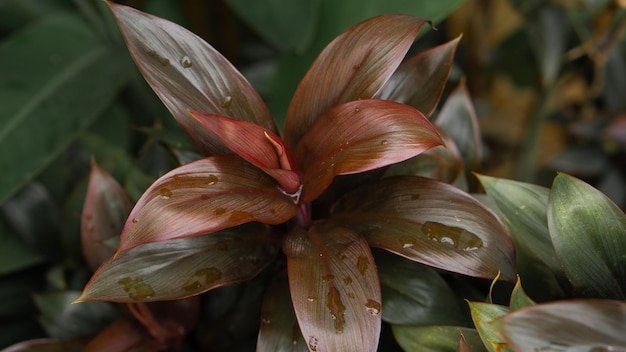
[331,176,516,281]
[76,224,279,303]
[378,35,461,117]
[295,99,443,203]
[284,14,430,148]
[1,337,91,352]
[107,3,276,156]
[457,332,474,352]
[81,160,134,271]
[284,221,382,352]
[117,155,298,250]
[188,111,300,194]
[83,319,156,352]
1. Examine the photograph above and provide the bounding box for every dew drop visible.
[207,174,219,185]
[118,277,155,301]
[399,235,417,249]
[343,276,353,285]
[307,296,317,302]
[182,267,222,292]
[380,139,388,145]
[159,188,172,199]
[260,312,272,324]
[454,215,461,222]
[421,222,483,252]
[355,107,360,112]
[147,50,170,67]
[179,55,192,68]
[132,218,139,224]
[365,299,381,315]
[357,255,370,276]
[308,336,319,351]
[222,95,232,108]
[326,287,346,333]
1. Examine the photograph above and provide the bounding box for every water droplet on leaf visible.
[357,255,370,276]
[307,296,317,302]
[343,276,353,285]
[180,55,192,68]
[421,222,483,251]
[399,236,417,249]
[214,207,226,216]
[222,96,232,108]
[207,174,218,185]
[260,312,272,324]
[147,50,170,67]
[365,299,381,315]
[132,218,139,224]
[326,287,346,333]
[308,336,319,351]
[118,277,155,301]
[159,188,172,199]
[228,211,252,222]
[380,139,388,145]
[182,267,222,292]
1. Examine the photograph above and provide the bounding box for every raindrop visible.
[355,107,360,112]
[159,188,172,199]
[380,139,388,145]
[421,222,483,251]
[180,55,192,68]
[308,336,319,351]
[147,50,170,67]
[118,277,155,301]
[307,296,317,302]
[326,287,346,333]
[365,299,381,315]
[343,276,353,285]
[454,215,461,222]
[132,218,139,224]
[399,236,417,249]
[260,312,272,324]
[207,174,219,185]
[357,255,370,276]
[222,95,232,108]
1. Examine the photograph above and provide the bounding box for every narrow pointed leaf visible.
[392,326,486,352]
[378,36,461,117]
[331,176,516,281]
[284,14,429,148]
[188,111,300,194]
[457,333,474,352]
[284,221,382,352]
[296,99,443,203]
[468,302,511,352]
[118,155,298,251]
[82,161,134,271]
[510,277,535,311]
[497,300,626,351]
[77,224,279,302]
[548,173,626,299]
[108,3,276,156]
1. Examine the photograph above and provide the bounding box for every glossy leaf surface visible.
[82,161,133,271]
[332,176,516,281]
[296,99,443,203]
[283,14,429,148]
[77,224,279,302]
[378,36,461,117]
[284,221,382,352]
[392,326,486,352]
[548,173,626,299]
[118,155,298,250]
[497,300,626,351]
[468,302,511,352]
[108,2,276,156]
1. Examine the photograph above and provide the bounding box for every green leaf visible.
[497,300,626,351]
[0,12,132,203]
[375,250,465,326]
[468,302,511,352]
[548,173,626,299]
[332,176,516,281]
[509,277,535,311]
[117,155,298,251]
[392,325,486,352]
[224,0,320,52]
[0,221,46,276]
[526,4,568,86]
[108,2,277,156]
[283,221,382,352]
[77,224,279,302]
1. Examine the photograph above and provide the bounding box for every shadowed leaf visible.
[378,35,461,117]
[331,176,516,281]
[117,155,298,250]
[284,221,382,352]
[82,319,155,352]
[392,325,486,352]
[468,302,511,352]
[107,2,276,156]
[77,224,279,303]
[548,173,626,299]
[82,161,134,271]
[296,99,443,203]
[283,14,430,148]
[1,337,91,352]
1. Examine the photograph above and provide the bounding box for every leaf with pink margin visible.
[331,176,516,281]
[117,155,298,251]
[82,160,134,272]
[188,110,300,194]
[295,99,443,203]
[107,2,276,156]
[283,221,382,352]
[378,35,461,117]
[76,223,279,303]
[283,14,430,149]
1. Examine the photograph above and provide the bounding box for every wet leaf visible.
[117,155,298,250]
[548,173,626,299]
[468,302,511,352]
[497,300,626,351]
[81,161,134,271]
[108,2,277,156]
[77,224,279,302]
[1,336,91,352]
[375,250,465,326]
[379,36,461,117]
[283,221,382,352]
[296,99,443,203]
[331,176,516,281]
[283,14,430,148]
[392,325,486,352]
[257,273,308,352]
[83,319,156,352]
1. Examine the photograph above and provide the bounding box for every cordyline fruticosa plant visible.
[76,2,516,351]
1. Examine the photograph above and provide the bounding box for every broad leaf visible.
[378,36,461,117]
[283,221,382,352]
[82,161,133,271]
[108,2,276,156]
[188,111,300,194]
[1,337,91,352]
[117,155,298,250]
[392,326,486,352]
[497,300,626,351]
[548,173,626,299]
[82,319,154,352]
[283,14,429,148]
[375,250,465,326]
[296,99,443,203]
[77,224,279,302]
[331,176,516,281]
[468,302,511,352]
